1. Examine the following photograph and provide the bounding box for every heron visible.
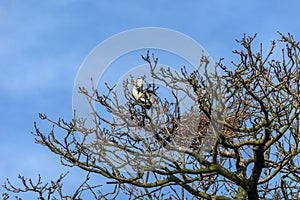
[131,78,158,109]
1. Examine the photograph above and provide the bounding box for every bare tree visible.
[3,33,300,200]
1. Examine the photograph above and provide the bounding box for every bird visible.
[131,78,158,109]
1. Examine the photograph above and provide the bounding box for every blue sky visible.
[1,0,300,198]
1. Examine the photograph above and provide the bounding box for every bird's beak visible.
[131,80,136,84]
